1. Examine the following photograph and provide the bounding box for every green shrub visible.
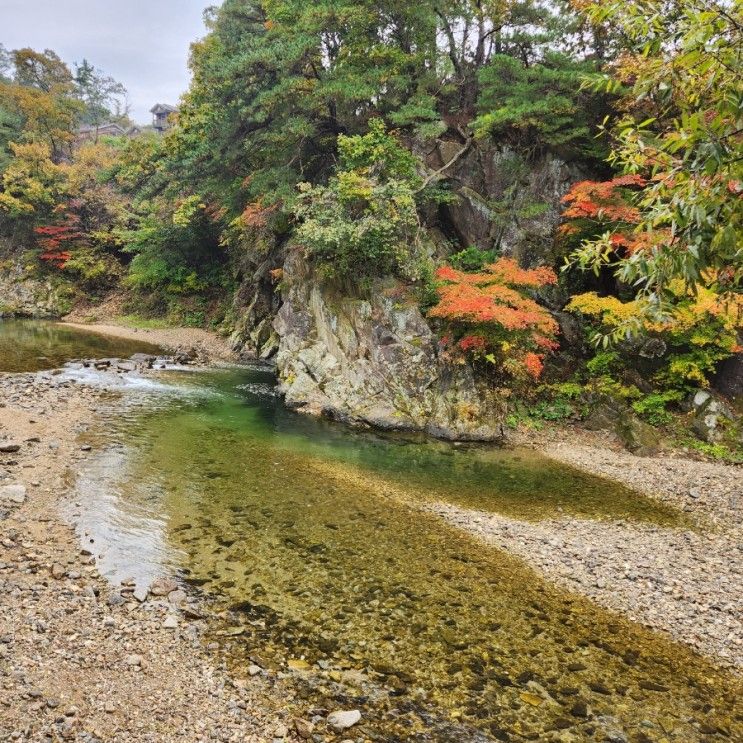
[449,246,498,272]
[294,120,425,281]
[631,391,684,426]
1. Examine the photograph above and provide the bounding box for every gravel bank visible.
[427,503,742,669]
[516,427,742,530]
[423,425,742,670]
[0,373,282,742]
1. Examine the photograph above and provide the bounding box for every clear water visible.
[70,366,739,743]
[3,321,738,741]
[0,319,160,372]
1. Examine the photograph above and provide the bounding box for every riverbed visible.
[1,320,741,742]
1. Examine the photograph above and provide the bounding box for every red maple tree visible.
[429,258,559,380]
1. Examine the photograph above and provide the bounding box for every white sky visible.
[0,0,211,123]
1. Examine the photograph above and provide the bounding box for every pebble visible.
[327,710,361,731]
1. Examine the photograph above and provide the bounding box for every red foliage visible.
[457,334,487,352]
[430,258,559,380]
[560,177,643,224]
[34,223,82,269]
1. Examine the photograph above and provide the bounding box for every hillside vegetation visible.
[0,0,741,455]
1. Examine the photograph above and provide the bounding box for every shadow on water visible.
[69,364,740,742]
[0,319,160,372]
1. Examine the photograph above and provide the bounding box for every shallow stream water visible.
[3,321,740,741]
[0,319,160,372]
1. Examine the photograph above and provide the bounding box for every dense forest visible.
[1,0,741,456]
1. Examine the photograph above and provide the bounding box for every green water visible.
[0,319,160,372]
[71,366,739,743]
[2,320,737,741]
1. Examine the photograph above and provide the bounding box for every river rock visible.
[150,577,178,596]
[0,484,27,504]
[326,709,361,732]
[294,719,314,739]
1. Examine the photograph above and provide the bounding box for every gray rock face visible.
[428,142,582,266]
[273,252,504,441]
[0,260,65,318]
[714,351,743,399]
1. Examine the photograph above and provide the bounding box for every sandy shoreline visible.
[62,321,239,363]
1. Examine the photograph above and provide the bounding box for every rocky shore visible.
[61,322,238,364]
[0,372,286,741]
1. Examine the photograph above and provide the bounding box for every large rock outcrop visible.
[0,262,66,318]
[425,140,584,267]
[272,251,504,441]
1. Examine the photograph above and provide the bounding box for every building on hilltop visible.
[75,122,127,142]
[74,122,144,145]
[150,103,178,133]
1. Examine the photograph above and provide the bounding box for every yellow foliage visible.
[566,292,640,327]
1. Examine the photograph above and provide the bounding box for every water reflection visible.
[0,319,160,372]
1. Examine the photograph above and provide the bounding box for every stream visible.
[2,320,740,742]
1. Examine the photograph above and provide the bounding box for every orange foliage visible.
[240,199,277,229]
[430,258,559,380]
[560,177,644,224]
[558,175,676,257]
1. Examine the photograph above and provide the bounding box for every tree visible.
[429,258,559,380]
[0,141,66,221]
[567,0,743,308]
[74,59,129,131]
[0,49,82,159]
[474,52,609,160]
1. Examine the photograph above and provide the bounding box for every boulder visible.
[690,390,736,443]
[273,251,505,441]
[585,399,661,456]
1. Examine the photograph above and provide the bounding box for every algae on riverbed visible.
[70,365,739,742]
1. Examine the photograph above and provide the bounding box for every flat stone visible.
[327,710,361,732]
[0,443,21,453]
[162,615,178,629]
[0,484,26,504]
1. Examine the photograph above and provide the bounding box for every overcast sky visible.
[1,0,211,123]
